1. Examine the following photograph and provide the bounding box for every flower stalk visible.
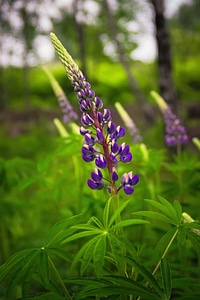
[50,32,139,196]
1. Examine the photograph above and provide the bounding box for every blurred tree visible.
[0,0,58,109]
[150,0,177,112]
[102,0,155,122]
[169,0,200,59]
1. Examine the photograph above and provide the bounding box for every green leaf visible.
[28,292,64,300]
[108,233,125,272]
[0,249,34,281]
[93,234,106,276]
[103,197,112,228]
[183,222,200,230]
[158,196,179,223]
[111,219,149,230]
[62,229,103,244]
[75,276,161,300]
[80,235,103,275]
[6,266,22,299]
[173,200,182,223]
[44,215,81,247]
[145,197,179,224]
[91,216,104,230]
[39,249,50,287]
[177,225,186,247]
[186,230,200,254]
[108,199,131,228]
[153,227,178,265]
[160,258,171,299]
[133,211,176,224]
[113,234,139,262]
[125,257,164,298]
[4,249,40,299]
[46,247,71,263]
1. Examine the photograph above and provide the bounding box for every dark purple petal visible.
[95,154,107,169]
[120,152,132,163]
[103,109,111,122]
[124,185,134,195]
[82,144,94,155]
[81,114,94,126]
[97,112,103,124]
[96,128,104,143]
[107,121,116,134]
[111,140,119,153]
[91,168,103,181]
[115,126,126,139]
[112,170,118,182]
[80,127,92,136]
[131,174,139,185]
[87,179,98,189]
[109,153,118,164]
[94,96,103,109]
[82,154,95,162]
[84,134,95,145]
[120,144,130,156]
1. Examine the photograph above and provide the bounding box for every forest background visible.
[0,0,200,298]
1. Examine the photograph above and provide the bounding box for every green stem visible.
[136,227,178,300]
[152,227,178,276]
[48,256,72,300]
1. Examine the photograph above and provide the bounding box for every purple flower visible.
[151,91,189,148]
[43,66,78,123]
[162,108,189,147]
[50,33,139,195]
[118,172,139,195]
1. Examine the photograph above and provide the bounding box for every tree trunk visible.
[103,0,155,122]
[151,0,177,112]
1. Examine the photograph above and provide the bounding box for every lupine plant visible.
[0,33,200,300]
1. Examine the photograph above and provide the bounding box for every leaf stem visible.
[152,227,178,276]
[48,256,72,300]
[136,227,178,300]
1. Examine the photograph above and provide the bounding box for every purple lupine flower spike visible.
[43,66,78,123]
[151,91,189,147]
[50,33,139,195]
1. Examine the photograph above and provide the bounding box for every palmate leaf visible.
[1,249,41,299]
[39,249,50,288]
[111,219,149,230]
[80,235,102,275]
[45,247,71,263]
[44,215,81,247]
[160,258,171,299]
[112,234,139,262]
[108,199,131,228]
[173,200,182,222]
[144,197,180,225]
[103,197,112,228]
[107,233,125,272]
[93,234,106,276]
[186,230,200,255]
[125,257,164,298]
[74,276,161,300]
[133,211,175,224]
[152,227,178,265]
[28,292,64,300]
[0,248,38,282]
[70,234,104,274]
[183,221,200,230]
[61,228,103,244]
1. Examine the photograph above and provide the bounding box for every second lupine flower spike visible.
[151,91,189,147]
[50,33,139,195]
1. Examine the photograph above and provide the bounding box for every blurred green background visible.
[0,0,200,269]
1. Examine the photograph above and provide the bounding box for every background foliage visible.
[0,0,200,299]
